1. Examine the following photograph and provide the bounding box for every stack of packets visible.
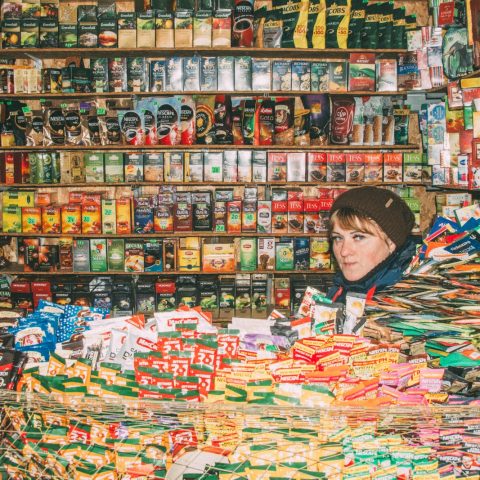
[2,393,480,480]
[12,294,478,408]
[363,202,480,400]
[2,292,480,477]
[0,390,477,480]
[0,309,28,391]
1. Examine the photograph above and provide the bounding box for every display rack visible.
[0,35,427,312]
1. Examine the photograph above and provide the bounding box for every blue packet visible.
[10,317,57,349]
[17,343,53,365]
[444,230,480,256]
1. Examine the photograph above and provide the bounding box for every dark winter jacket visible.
[327,237,418,303]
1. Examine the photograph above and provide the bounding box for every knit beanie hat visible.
[330,186,415,248]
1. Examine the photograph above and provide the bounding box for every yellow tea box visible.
[178,237,200,272]
[101,199,116,234]
[61,204,82,234]
[310,237,331,271]
[22,207,42,233]
[202,241,235,273]
[116,197,132,234]
[3,206,22,232]
[2,190,35,208]
[42,206,61,234]
[82,204,102,234]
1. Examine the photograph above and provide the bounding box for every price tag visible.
[97,108,106,115]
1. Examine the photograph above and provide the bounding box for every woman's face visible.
[330,218,395,281]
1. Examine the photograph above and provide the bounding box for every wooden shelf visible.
[0,181,416,188]
[0,90,407,99]
[0,144,420,152]
[0,47,408,59]
[1,232,329,238]
[427,184,473,191]
[0,269,332,276]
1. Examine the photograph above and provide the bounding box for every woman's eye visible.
[331,236,341,242]
[353,234,366,241]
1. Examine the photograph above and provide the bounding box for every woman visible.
[327,186,417,302]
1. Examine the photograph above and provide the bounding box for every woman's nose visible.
[339,240,353,257]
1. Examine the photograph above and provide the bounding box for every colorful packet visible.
[325,0,350,49]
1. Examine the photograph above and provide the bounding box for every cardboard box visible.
[90,239,107,272]
[227,200,242,233]
[178,237,201,272]
[125,241,144,272]
[345,153,365,183]
[61,204,81,234]
[73,239,90,272]
[104,153,124,182]
[107,239,125,272]
[82,204,102,234]
[116,198,132,234]
[202,241,235,273]
[257,237,275,271]
[21,207,42,233]
[101,199,116,234]
[144,240,163,272]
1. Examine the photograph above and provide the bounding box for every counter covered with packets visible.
[2,393,480,479]
[1,197,480,477]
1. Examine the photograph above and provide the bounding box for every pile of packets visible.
[1,394,480,479]
[4,200,480,476]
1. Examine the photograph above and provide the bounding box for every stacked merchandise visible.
[0,0,414,50]
[3,274,334,319]
[3,54,407,94]
[0,309,27,391]
[424,75,480,189]
[1,393,479,478]
[408,1,480,189]
[0,151,423,186]
[0,94,413,148]
[2,201,480,477]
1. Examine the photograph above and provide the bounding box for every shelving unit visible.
[0,38,427,313]
[0,181,420,188]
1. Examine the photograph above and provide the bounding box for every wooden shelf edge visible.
[0,181,424,188]
[0,269,333,276]
[0,47,409,58]
[0,145,421,152]
[0,232,330,238]
[0,90,408,99]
